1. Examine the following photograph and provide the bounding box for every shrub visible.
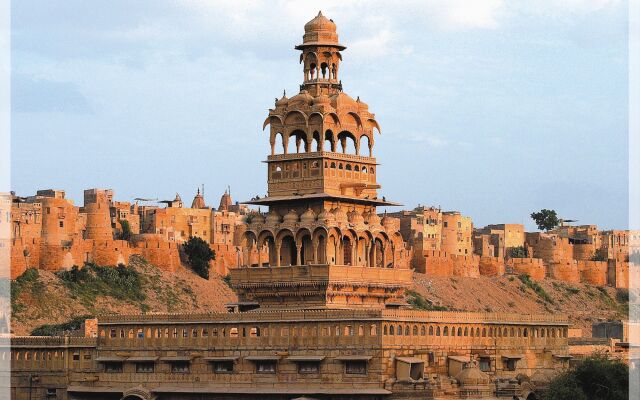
[31,315,93,336]
[118,219,132,241]
[56,263,145,305]
[405,290,447,311]
[518,274,554,304]
[509,246,527,258]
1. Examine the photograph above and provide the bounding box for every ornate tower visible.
[232,12,412,310]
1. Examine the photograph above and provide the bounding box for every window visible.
[104,362,123,373]
[298,362,320,374]
[110,329,116,338]
[171,362,190,373]
[136,362,154,373]
[59,221,64,228]
[256,360,277,374]
[72,353,80,361]
[83,354,91,360]
[345,360,367,375]
[479,357,491,372]
[503,359,517,371]
[46,388,57,397]
[213,361,234,373]
[427,352,435,366]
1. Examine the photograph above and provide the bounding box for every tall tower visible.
[232,12,411,310]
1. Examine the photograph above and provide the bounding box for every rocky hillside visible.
[411,273,629,337]
[8,258,628,337]
[10,255,236,336]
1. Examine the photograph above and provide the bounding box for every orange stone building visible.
[7,13,571,400]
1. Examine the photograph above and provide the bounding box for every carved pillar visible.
[275,243,281,267]
[296,244,302,266]
[371,242,377,268]
[351,241,357,266]
[313,241,319,264]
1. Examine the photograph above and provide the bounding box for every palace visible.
[6,12,571,400]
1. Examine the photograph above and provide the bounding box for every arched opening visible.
[313,131,322,151]
[338,131,357,154]
[320,62,328,79]
[342,236,352,265]
[526,393,538,400]
[360,135,372,156]
[279,235,297,266]
[325,130,335,152]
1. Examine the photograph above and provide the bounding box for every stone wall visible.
[507,258,546,281]
[132,235,181,273]
[416,251,480,277]
[548,261,580,283]
[478,257,504,277]
[577,260,608,286]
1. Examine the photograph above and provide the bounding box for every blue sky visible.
[10,0,628,230]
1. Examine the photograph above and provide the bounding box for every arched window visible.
[429,326,434,336]
[482,328,487,337]
[389,325,394,335]
[362,167,368,173]
[523,328,528,337]
[421,326,426,336]
[436,326,440,336]
[457,327,463,336]
[383,325,388,335]
[397,324,403,336]
[443,327,449,336]
[370,324,377,336]
[346,164,352,171]
[338,163,343,170]
[354,165,360,171]
[405,326,410,336]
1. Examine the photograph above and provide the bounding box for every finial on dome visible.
[357,96,360,102]
[283,89,286,97]
[317,10,323,17]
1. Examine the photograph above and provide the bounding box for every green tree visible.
[544,355,628,400]
[118,219,132,241]
[509,246,527,258]
[183,236,215,279]
[530,209,559,232]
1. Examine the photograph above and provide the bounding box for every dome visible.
[251,212,265,224]
[313,94,331,105]
[455,364,490,385]
[283,209,299,224]
[266,210,281,225]
[299,11,344,50]
[332,207,348,224]
[218,190,232,211]
[289,90,314,106]
[275,92,289,107]
[364,209,381,227]
[381,213,397,230]
[356,96,369,111]
[300,207,316,224]
[317,209,336,224]
[191,188,206,209]
[304,11,336,34]
[331,92,357,109]
[348,209,365,226]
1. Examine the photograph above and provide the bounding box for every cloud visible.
[402,132,448,148]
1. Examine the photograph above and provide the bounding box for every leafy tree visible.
[183,236,215,279]
[118,219,132,241]
[509,246,527,258]
[530,209,559,232]
[544,354,628,400]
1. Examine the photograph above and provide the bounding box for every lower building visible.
[5,310,570,400]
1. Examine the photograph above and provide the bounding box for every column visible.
[313,241,319,264]
[275,243,281,267]
[296,244,302,266]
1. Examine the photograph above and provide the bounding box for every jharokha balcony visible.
[229,263,412,310]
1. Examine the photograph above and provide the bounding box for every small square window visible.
[213,361,234,373]
[104,362,123,373]
[345,360,367,375]
[72,353,80,361]
[479,357,491,372]
[136,362,154,373]
[256,361,277,374]
[298,362,320,374]
[171,362,190,373]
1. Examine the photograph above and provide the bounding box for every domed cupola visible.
[275,91,289,108]
[381,212,397,230]
[265,210,281,225]
[251,211,266,225]
[301,11,342,48]
[331,92,357,110]
[289,90,314,107]
[317,208,336,224]
[312,93,332,112]
[300,207,317,224]
[332,207,348,224]
[364,209,382,228]
[283,209,299,224]
[348,209,365,227]
[455,362,490,386]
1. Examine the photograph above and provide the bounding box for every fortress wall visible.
[133,239,180,273]
[573,244,596,261]
[508,258,546,281]
[548,260,580,283]
[577,260,608,286]
[451,254,480,277]
[90,239,131,266]
[608,260,629,289]
[478,257,505,277]
[421,250,453,276]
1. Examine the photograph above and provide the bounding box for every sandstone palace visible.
[6,12,626,400]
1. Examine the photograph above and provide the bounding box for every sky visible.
[10,0,629,230]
